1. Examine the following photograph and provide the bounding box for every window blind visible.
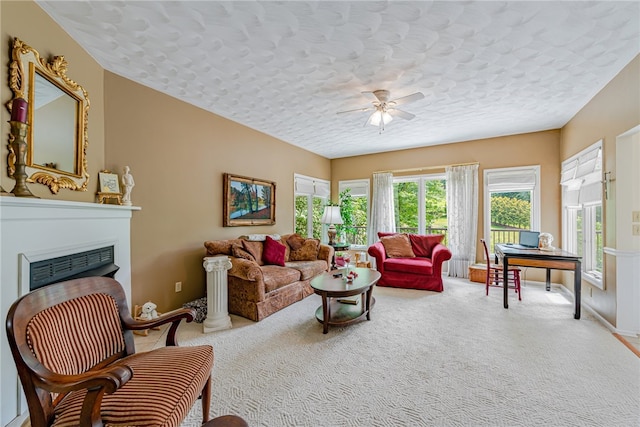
[294,174,329,197]
[561,142,602,204]
[486,168,537,192]
[339,179,370,197]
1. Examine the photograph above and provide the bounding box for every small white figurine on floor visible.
[539,232,555,251]
[139,301,158,320]
[121,166,135,206]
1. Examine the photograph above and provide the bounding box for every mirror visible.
[7,38,89,194]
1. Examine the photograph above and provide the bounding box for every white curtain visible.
[446,164,479,278]
[368,172,395,245]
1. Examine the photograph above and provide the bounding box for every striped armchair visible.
[6,277,213,427]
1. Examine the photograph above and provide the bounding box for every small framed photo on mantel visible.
[97,170,122,205]
[223,173,276,226]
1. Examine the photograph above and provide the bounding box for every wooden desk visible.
[495,244,582,319]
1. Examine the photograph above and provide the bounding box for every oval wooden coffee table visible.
[310,267,381,334]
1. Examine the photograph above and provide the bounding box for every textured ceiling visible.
[36,1,640,159]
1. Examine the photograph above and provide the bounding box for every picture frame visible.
[98,171,120,194]
[223,173,276,227]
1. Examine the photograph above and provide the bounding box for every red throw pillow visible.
[262,236,286,266]
[409,234,445,257]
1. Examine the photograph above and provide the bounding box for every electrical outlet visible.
[633,211,640,223]
[175,281,182,292]
[633,224,640,236]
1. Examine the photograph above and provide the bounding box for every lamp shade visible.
[321,206,343,225]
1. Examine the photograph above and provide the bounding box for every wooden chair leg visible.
[201,375,212,423]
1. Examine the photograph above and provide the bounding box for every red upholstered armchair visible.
[368,232,452,291]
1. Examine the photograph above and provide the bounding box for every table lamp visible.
[321,206,343,245]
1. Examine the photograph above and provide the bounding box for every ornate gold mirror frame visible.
[7,38,90,194]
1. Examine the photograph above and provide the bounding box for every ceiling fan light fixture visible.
[370,110,382,126]
[369,110,393,127]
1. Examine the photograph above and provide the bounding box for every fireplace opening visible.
[30,246,119,291]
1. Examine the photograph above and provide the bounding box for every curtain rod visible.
[374,161,479,175]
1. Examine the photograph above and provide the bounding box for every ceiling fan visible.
[337,89,425,133]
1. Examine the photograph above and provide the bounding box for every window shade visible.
[339,180,369,197]
[486,168,537,192]
[294,175,329,197]
[561,143,602,201]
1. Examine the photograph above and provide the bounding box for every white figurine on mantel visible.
[121,166,135,206]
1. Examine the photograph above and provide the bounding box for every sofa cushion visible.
[289,238,320,261]
[263,236,286,266]
[285,260,327,280]
[232,244,256,262]
[384,257,434,275]
[261,265,301,293]
[205,239,242,256]
[408,234,445,258]
[377,231,398,239]
[286,233,306,251]
[381,234,416,258]
[243,240,265,266]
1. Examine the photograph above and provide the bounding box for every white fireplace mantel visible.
[0,197,140,427]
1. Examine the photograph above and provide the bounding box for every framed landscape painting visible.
[223,173,276,226]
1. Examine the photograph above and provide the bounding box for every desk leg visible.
[546,269,551,291]
[503,258,509,309]
[574,261,581,319]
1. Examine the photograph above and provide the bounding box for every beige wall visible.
[1,0,105,201]
[560,55,640,326]
[104,72,330,310]
[331,130,562,283]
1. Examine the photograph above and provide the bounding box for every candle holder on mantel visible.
[8,121,37,198]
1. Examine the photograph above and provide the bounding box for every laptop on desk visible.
[505,231,540,250]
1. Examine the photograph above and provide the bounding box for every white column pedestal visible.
[202,255,233,333]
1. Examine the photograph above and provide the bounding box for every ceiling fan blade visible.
[390,92,424,106]
[389,109,416,120]
[337,106,374,115]
[361,91,380,102]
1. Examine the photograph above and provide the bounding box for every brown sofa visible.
[204,233,333,321]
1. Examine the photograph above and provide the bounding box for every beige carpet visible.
[176,277,640,427]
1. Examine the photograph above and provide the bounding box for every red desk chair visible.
[481,239,522,300]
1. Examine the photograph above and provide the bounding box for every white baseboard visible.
[556,284,639,338]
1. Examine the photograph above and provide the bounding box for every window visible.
[561,141,603,288]
[338,179,370,248]
[483,166,541,253]
[294,174,329,240]
[392,174,447,242]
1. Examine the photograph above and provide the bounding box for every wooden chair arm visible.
[124,308,196,346]
[33,363,132,395]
